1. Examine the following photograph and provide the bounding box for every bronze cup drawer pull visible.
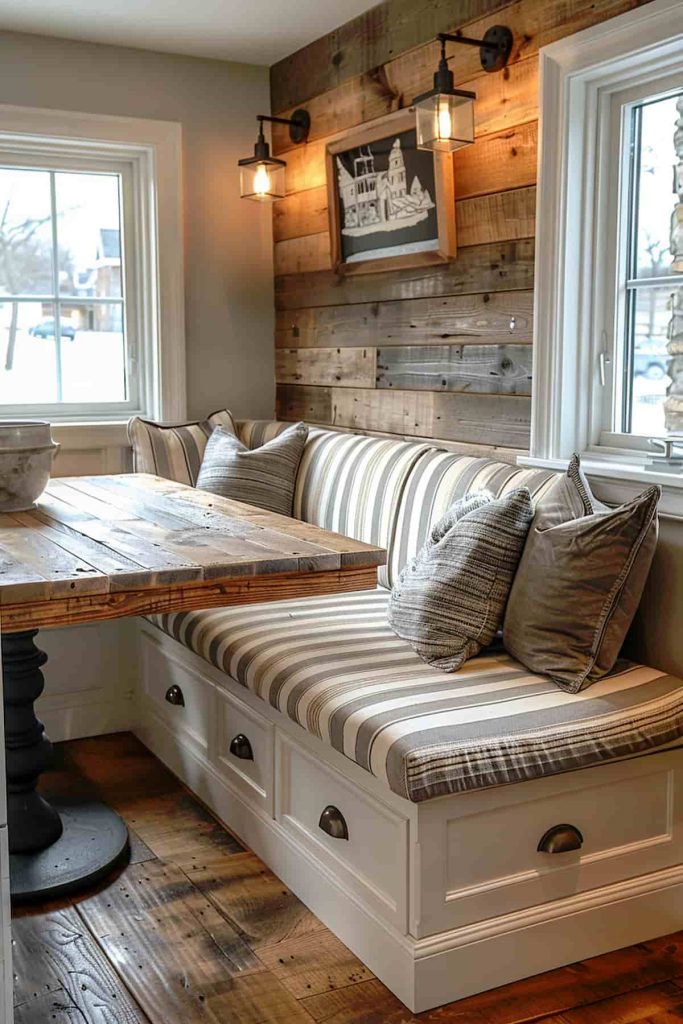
[537,823,583,854]
[229,734,254,761]
[318,805,349,841]
[165,684,185,707]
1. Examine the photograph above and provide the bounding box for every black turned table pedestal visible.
[2,630,129,903]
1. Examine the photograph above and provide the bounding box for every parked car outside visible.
[28,318,77,341]
[633,350,668,380]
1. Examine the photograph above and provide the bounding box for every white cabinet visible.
[214,688,274,815]
[277,733,408,931]
[137,622,683,1014]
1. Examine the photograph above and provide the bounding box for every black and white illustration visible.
[335,128,438,264]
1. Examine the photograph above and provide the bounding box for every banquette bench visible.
[135,420,683,1012]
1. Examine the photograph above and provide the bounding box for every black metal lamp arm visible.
[438,26,513,73]
[256,110,311,144]
[439,32,500,51]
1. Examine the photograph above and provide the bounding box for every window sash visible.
[0,149,142,420]
[595,72,682,449]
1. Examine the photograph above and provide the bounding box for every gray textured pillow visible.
[196,421,308,516]
[503,454,660,693]
[388,488,534,672]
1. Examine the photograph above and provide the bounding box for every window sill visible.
[518,453,683,519]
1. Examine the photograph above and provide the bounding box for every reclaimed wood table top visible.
[0,474,385,633]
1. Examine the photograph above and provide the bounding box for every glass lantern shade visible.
[415,91,475,153]
[239,158,286,202]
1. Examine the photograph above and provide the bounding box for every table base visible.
[2,629,129,902]
[10,797,129,903]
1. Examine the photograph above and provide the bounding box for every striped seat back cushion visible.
[237,419,291,450]
[388,448,558,588]
[128,409,236,485]
[294,430,429,588]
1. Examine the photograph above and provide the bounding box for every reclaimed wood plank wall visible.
[270,0,652,457]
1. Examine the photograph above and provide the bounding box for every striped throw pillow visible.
[128,409,236,485]
[196,422,308,516]
[388,488,534,672]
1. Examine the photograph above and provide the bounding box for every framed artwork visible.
[325,107,456,275]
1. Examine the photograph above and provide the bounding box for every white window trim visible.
[522,0,683,513]
[0,103,186,436]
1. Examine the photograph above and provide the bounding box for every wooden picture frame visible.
[325,107,456,276]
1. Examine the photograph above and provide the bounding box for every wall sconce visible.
[413,27,513,153]
[239,110,310,201]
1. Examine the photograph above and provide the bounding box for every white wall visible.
[0,29,276,738]
[36,620,138,741]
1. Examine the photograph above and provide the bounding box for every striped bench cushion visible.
[294,431,428,588]
[388,449,558,587]
[148,589,683,803]
[128,409,237,485]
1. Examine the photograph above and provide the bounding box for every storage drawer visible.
[214,687,274,814]
[141,634,212,756]
[277,734,408,931]
[416,754,683,937]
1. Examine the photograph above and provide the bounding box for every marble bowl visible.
[0,421,60,512]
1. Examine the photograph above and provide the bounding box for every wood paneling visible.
[276,346,376,388]
[274,185,328,242]
[276,239,535,310]
[271,0,644,131]
[272,56,540,155]
[279,119,538,202]
[276,291,533,348]
[376,343,533,395]
[454,121,539,200]
[270,0,512,112]
[273,184,537,247]
[274,232,332,276]
[276,384,531,447]
[270,0,653,451]
[455,187,536,248]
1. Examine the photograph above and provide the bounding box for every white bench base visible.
[136,622,683,1013]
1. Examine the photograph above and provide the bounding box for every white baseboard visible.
[135,707,683,1013]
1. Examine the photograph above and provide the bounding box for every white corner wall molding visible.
[135,620,683,1013]
[530,0,683,491]
[0,103,186,431]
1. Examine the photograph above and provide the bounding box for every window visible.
[528,0,683,508]
[0,161,132,415]
[609,87,682,441]
[0,105,185,426]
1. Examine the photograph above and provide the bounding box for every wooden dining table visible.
[0,473,385,902]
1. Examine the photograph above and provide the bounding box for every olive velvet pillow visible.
[503,454,661,693]
[196,421,308,516]
[388,488,534,672]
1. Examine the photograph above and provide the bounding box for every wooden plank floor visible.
[13,734,683,1023]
